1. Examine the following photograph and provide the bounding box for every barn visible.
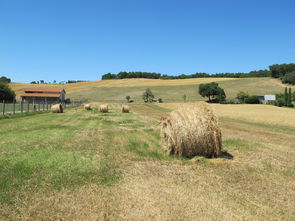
[20,88,66,104]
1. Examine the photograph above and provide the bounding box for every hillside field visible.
[0,103,294,220]
[10,77,294,102]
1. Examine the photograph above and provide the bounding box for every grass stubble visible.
[0,103,294,220]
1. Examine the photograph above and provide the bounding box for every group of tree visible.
[101,69,272,80]
[274,88,294,107]
[198,82,226,103]
[0,76,15,102]
[270,63,295,85]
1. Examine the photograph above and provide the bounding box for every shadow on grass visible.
[220,151,234,159]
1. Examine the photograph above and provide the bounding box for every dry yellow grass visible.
[10,78,235,97]
[158,103,295,127]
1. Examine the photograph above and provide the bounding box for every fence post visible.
[38,103,40,111]
[27,102,30,113]
[13,100,15,114]
[2,100,5,115]
[21,101,23,114]
[43,102,45,111]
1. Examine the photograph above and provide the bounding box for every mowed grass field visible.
[0,103,294,220]
[10,77,294,102]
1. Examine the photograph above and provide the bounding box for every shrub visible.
[245,96,260,104]
[142,88,155,103]
[236,91,249,103]
[158,98,163,103]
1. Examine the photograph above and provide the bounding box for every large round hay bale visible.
[51,104,63,113]
[122,105,130,113]
[99,104,108,113]
[160,102,222,158]
[84,104,92,110]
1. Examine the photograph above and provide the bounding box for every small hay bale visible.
[160,102,222,158]
[99,104,108,113]
[84,104,92,110]
[51,104,63,113]
[122,105,130,113]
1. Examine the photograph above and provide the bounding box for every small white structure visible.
[263,94,276,104]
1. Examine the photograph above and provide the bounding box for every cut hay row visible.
[160,102,222,158]
[51,104,63,113]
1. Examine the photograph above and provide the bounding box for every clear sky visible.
[1,0,294,83]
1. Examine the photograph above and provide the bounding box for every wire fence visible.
[0,101,83,116]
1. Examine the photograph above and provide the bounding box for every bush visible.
[274,98,285,107]
[220,99,240,104]
[245,96,261,104]
[0,83,15,102]
[158,98,163,103]
[236,91,249,103]
[126,95,131,103]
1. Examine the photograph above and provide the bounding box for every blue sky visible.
[0,0,294,83]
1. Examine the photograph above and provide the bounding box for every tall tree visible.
[0,83,15,102]
[0,76,11,84]
[288,88,292,107]
[198,82,226,102]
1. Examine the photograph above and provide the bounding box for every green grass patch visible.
[126,140,165,160]
[223,139,264,151]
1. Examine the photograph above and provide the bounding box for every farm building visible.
[258,94,276,104]
[20,88,66,104]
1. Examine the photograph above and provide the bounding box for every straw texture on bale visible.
[99,104,108,113]
[122,105,130,113]
[84,104,92,110]
[160,102,222,158]
[51,104,63,113]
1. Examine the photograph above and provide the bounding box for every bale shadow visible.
[220,151,234,159]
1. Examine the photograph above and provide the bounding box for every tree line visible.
[101,69,271,80]
[101,63,295,85]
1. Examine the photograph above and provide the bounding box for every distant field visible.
[0,103,294,220]
[10,78,294,102]
[67,77,294,102]
[10,77,235,98]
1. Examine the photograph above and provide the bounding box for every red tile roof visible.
[24,88,65,93]
[20,93,61,98]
